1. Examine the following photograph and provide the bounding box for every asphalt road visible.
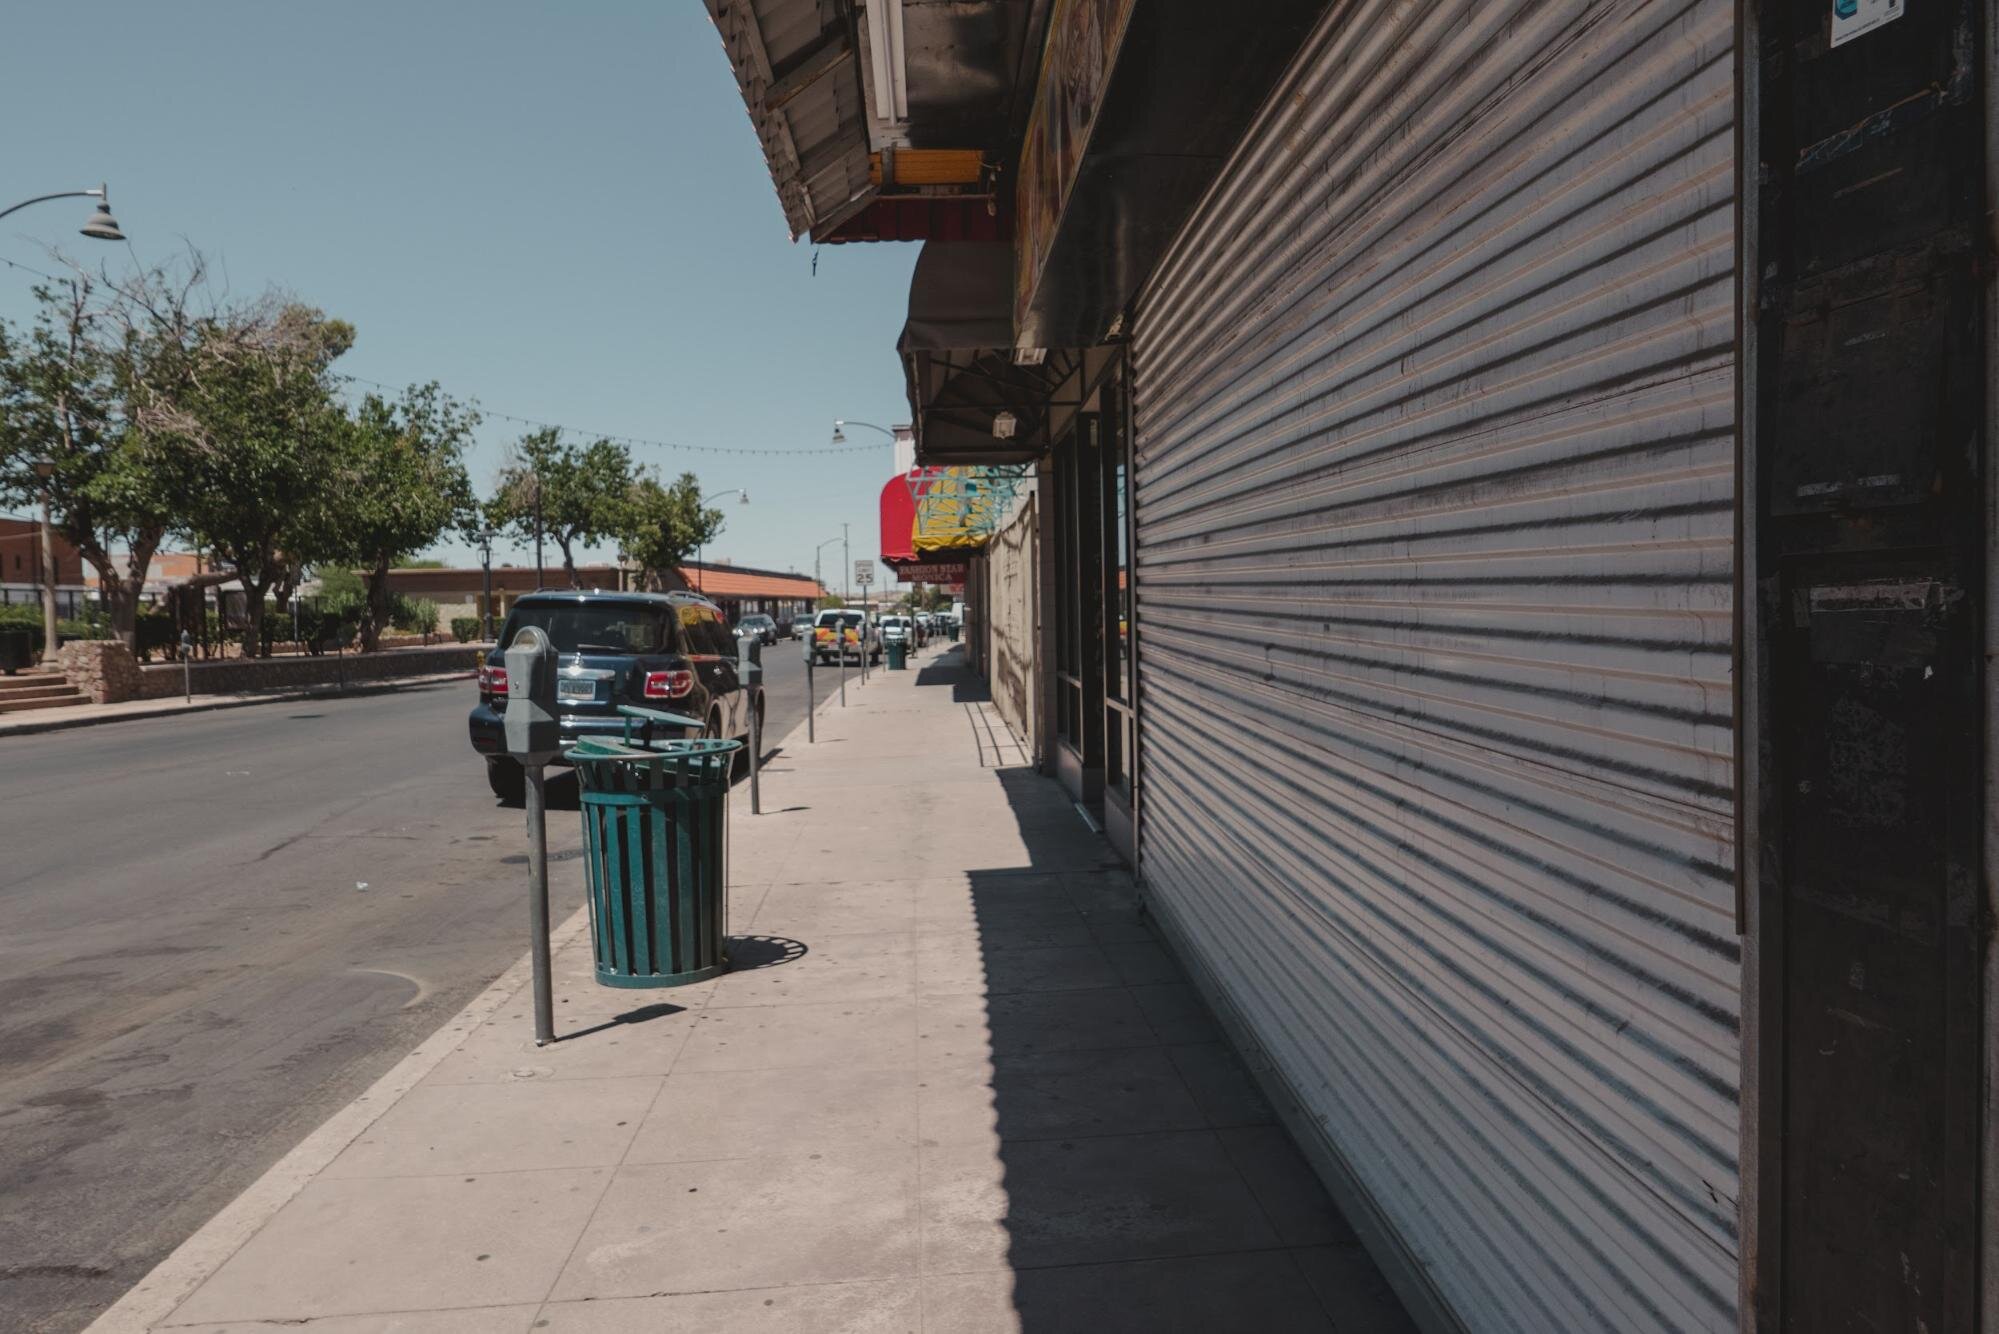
[0,642,845,1334]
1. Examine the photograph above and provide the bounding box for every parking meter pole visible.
[524,763,554,1044]
[503,624,561,1045]
[179,630,192,702]
[749,689,762,812]
[839,630,847,706]
[806,651,815,743]
[740,638,763,815]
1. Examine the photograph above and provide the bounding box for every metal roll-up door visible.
[1129,3,1736,1332]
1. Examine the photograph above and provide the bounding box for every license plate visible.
[557,679,596,702]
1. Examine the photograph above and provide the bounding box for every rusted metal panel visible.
[1129,2,1739,1330]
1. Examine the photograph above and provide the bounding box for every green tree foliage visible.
[0,265,180,648]
[487,429,631,587]
[139,297,356,656]
[617,469,723,590]
[331,383,476,650]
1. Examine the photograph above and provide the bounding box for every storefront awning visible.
[898,242,1081,466]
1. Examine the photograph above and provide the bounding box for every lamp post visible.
[0,184,125,240]
[31,459,56,663]
[476,526,497,640]
[813,536,842,604]
[1,186,124,662]
[694,488,749,595]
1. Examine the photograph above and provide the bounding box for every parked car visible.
[736,613,778,646]
[468,589,763,802]
[807,608,878,665]
[878,614,913,648]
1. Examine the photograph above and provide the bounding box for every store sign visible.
[1015,0,1136,334]
[897,561,971,583]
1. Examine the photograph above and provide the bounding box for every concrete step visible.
[0,687,88,713]
[0,672,67,693]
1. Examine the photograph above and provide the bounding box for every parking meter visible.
[179,630,193,702]
[503,625,560,765]
[502,624,559,1044]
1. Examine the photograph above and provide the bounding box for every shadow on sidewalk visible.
[916,653,992,702]
[915,651,1414,1332]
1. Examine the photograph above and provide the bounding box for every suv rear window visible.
[677,603,736,656]
[503,603,671,655]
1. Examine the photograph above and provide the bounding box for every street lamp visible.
[830,418,897,446]
[0,184,126,241]
[694,488,749,595]
[812,535,843,605]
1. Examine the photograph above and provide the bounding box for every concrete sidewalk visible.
[92,643,1414,1334]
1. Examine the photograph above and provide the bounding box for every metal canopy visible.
[706,0,875,242]
[706,0,1052,246]
[897,241,1075,465]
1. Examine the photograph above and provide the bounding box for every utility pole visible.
[533,474,545,592]
[33,459,57,664]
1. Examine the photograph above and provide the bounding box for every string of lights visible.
[338,373,892,458]
[0,289,881,459]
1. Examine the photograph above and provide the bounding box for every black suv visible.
[468,590,763,801]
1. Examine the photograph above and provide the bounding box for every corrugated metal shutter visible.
[1128,3,1736,1332]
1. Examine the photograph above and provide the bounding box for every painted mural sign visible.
[879,467,1034,568]
[1014,0,1136,335]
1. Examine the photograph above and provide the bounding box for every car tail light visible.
[479,664,509,696]
[643,669,695,699]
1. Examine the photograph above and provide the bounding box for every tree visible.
[140,298,355,656]
[488,429,631,587]
[0,266,180,649]
[617,469,722,590]
[331,383,477,650]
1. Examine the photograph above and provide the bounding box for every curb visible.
[79,667,857,1333]
[0,671,473,740]
[80,904,594,1334]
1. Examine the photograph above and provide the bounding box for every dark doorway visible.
[1746,2,1986,1329]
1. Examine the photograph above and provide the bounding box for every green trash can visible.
[886,639,908,671]
[569,728,741,988]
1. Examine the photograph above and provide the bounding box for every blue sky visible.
[0,0,916,593]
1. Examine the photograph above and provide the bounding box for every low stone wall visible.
[57,641,147,704]
[132,644,480,700]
